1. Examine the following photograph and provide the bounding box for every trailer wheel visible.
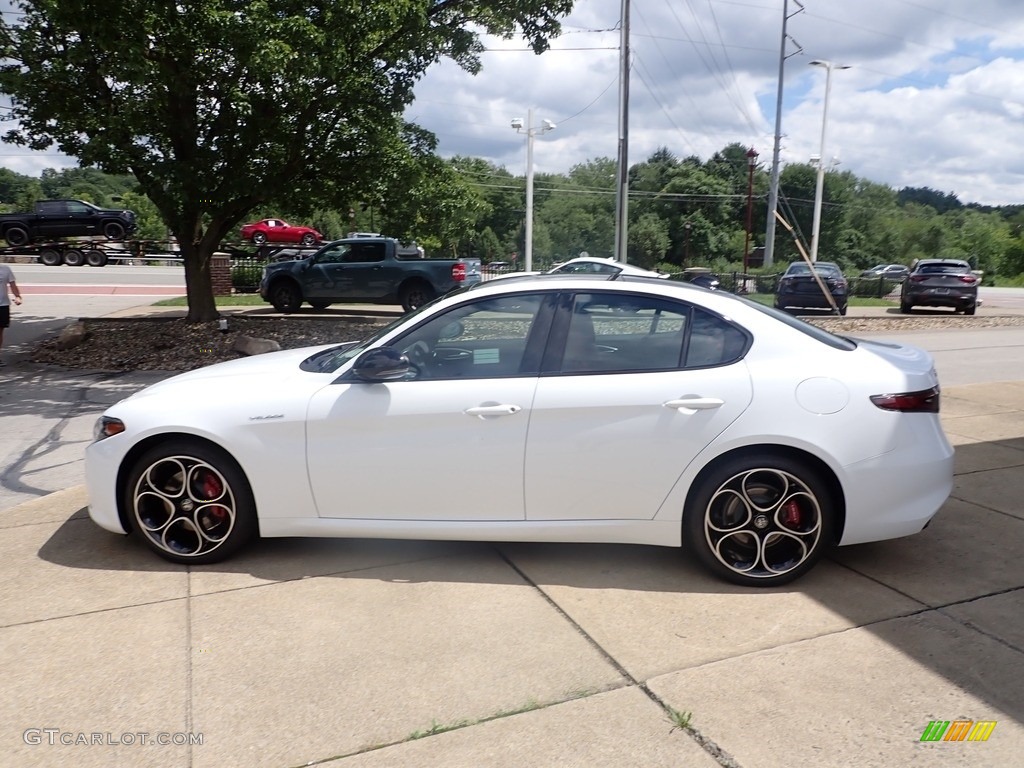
[39,249,62,267]
[86,250,108,267]
[4,225,30,247]
[103,221,127,240]
[63,249,86,267]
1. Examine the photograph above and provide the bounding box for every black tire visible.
[63,249,86,267]
[309,300,332,310]
[964,303,976,316]
[838,303,848,316]
[103,221,126,240]
[39,248,62,267]
[86,249,108,267]
[300,233,317,247]
[399,281,435,313]
[683,453,835,587]
[123,440,257,564]
[900,300,912,314]
[252,232,267,246]
[268,280,302,313]
[4,225,30,247]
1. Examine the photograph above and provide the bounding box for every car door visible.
[525,292,754,521]
[34,200,70,238]
[305,292,555,521]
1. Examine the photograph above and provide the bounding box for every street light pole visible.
[512,109,555,273]
[809,59,849,263]
[744,147,758,272]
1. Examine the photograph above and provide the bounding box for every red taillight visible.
[452,262,466,282]
[870,386,940,413]
[959,275,978,284]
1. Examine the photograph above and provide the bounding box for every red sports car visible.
[239,218,323,247]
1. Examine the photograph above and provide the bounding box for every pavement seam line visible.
[186,568,195,768]
[495,547,745,768]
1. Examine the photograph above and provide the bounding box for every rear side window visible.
[555,293,749,373]
[685,309,749,368]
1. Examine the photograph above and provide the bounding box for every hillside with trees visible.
[2,146,1022,281]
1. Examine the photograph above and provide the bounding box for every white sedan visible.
[86,275,954,587]
[487,257,668,281]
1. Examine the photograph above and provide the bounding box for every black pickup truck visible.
[260,236,482,313]
[0,199,137,246]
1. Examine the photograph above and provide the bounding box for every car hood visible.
[126,345,340,399]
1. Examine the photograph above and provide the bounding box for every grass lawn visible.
[743,293,895,308]
[154,294,268,307]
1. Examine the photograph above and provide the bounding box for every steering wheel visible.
[404,340,431,373]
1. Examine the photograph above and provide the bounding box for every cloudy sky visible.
[406,0,1024,206]
[2,0,1023,206]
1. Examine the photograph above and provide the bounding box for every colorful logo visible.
[920,720,996,742]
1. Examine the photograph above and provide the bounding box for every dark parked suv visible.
[774,261,848,315]
[900,259,979,315]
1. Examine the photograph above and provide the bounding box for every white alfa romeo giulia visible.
[86,274,954,587]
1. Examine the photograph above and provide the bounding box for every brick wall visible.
[211,253,232,296]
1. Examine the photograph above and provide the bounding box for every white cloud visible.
[3,0,1024,205]
[409,0,1024,205]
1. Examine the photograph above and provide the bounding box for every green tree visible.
[1,0,574,321]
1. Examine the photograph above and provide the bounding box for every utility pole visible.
[764,0,804,268]
[613,0,630,263]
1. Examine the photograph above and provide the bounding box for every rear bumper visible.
[904,288,976,307]
[839,416,954,546]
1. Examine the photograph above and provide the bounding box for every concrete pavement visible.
[1,300,1023,767]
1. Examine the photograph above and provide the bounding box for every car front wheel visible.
[124,441,257,564]
[103,221,126,240]
[268,281,302,313]
[252,232,267,246]
[300,233,317,247]
[684,454,835,587]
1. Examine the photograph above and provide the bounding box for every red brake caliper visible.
[200,472,228,520]
[782,499,802,529]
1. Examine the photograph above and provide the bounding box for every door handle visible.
[663,397,724,414]
[464,404,523,419]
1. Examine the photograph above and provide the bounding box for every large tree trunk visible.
[178,239,220,323]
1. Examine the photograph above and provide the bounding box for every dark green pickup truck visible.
[259,236,482,313]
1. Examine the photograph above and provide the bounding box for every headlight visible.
[94,416,125,441]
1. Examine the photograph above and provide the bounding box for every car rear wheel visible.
[4,225,30,247]
[400,281,435,313]
[964,304,976,316]
[900,300,912,313]
[684,454,835,587]
[103,221,127,240]
[268,281,302,313]
[252,232,267,246]
[124,441,257,564]
[300,233,317,247]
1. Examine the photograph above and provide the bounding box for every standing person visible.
[0,262,24,364]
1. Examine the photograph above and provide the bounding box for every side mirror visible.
[351,347,412,382]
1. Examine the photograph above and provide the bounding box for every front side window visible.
[391,294,546,379]
[316,244,350,264]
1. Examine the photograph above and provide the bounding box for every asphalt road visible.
[14,262,185,290]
